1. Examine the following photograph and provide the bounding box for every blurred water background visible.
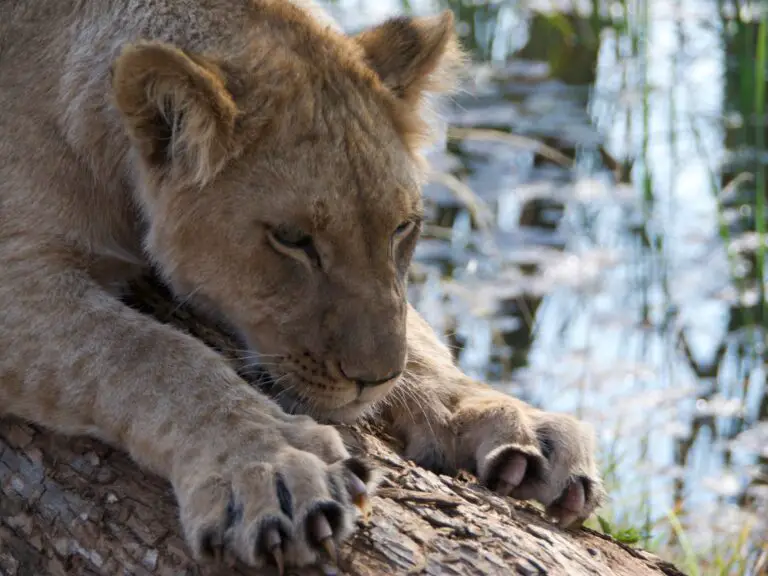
[320,0,768,573]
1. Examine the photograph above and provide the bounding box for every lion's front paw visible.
[454,391,605,528]
[173,417,374,572]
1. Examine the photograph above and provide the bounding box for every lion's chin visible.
[265,390,371,424]
[311,381,397,424]
[264,380,394,425]
[311,400,375,425]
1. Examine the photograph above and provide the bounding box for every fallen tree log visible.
[0,275,684,576]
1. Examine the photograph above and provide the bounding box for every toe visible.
[178,475,233,563]
[199,526,225,563]
[482,444,546,495]
[255,519,289,574]
[309,511,337,563]
[546,476,590,528]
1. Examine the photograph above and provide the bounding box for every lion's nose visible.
[339,364,403,389]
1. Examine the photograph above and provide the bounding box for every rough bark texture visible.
[0,276,685,576]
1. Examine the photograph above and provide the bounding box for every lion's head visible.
[111,4,463,422]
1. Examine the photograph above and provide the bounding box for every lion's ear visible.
[355,10,465,104]
[112,41,238,186]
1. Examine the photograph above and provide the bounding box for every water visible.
[323,0,767,572]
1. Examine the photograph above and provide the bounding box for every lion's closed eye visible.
[393,220,415,237]
[267,224,321,268]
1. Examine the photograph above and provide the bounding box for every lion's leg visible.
[0,118,374,568]
[0,238,378,568]
[378,303,606,527]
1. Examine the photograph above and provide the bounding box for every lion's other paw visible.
[174,420,375,572]
[528,411,606,528]
[481,437,604,528]
[454,392,605,528]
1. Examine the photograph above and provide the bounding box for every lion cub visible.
[0,0,605,571]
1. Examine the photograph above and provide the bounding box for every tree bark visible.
[0,275,684,576]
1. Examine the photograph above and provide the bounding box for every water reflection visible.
[323,0,766,570]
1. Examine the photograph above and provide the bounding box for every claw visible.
[310,512,334,541]
[494,452,528,496]
[548,480,587,529]
[347,473,371,521]
[562,480,586,513]
[310,513,337,565]
[501,453,528,487]
[555,511,580,529]
[347,474,368,506]
[320,537,338,565]
[359,500,373,525]
[264,528,284,575]
[320,561,339,576]
[354,492,370,513]
[265,527,282,550]
[270,547,285,575]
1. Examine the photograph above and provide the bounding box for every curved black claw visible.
[309,511,337,565]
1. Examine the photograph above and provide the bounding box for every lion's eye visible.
[270,225,312,249]
[267,224,321,267]
[394,220,415,237]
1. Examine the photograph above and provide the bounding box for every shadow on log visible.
[0,275,684,576]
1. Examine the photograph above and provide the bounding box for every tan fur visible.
[0,0,605,570]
